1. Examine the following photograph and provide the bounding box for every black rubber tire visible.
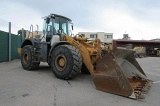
[81,63,90,74]
[21,45,40,70]
[51,45,82,80]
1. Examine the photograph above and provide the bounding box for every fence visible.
[0,18,42,62]
[0,22,22,62]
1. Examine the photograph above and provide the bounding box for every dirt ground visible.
[0,57,160,106]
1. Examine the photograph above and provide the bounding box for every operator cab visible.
[42,14,73,42]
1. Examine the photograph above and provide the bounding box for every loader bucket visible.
[92,48,152,99]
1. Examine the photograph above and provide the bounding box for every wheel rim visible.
[55,54,67,71]
[23,52,29,64]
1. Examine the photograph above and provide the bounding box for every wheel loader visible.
[19,14,152,99]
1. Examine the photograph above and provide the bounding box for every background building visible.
[122,33,130,40]
[78,32,113,44]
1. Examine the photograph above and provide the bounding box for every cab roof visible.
[44,14,72,22]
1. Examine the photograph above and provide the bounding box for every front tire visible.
[21,45,40,70]
[51,45,82,80]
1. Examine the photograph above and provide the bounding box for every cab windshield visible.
[53,17,71,35]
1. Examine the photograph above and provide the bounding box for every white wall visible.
[78,32,113,43]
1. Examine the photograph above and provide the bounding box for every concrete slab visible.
[0,57,160,106]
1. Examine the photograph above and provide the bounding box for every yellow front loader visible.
[19,14,152,99]
[62,35,152,99]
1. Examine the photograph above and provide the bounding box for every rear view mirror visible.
[46,17,50,24]
[71,25,73,30]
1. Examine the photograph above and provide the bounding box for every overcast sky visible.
[0,0,160,40]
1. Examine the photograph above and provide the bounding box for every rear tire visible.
[51,45,82,80]
[21,45,40,70]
